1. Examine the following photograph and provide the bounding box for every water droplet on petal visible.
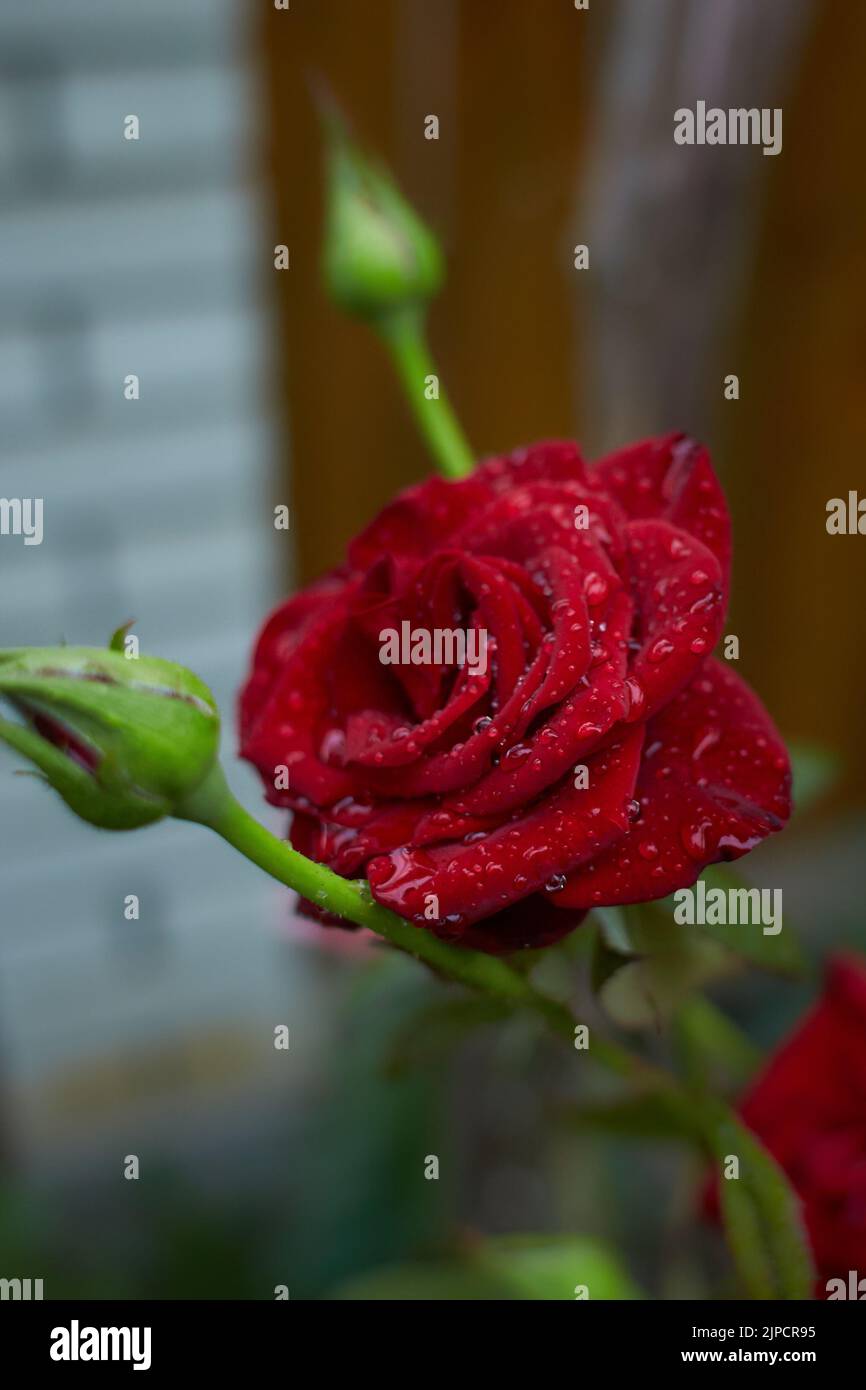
[624,676,645,718]
[692,726,721,760]
[545,873,567,893]
[648,637,675,663]
[680,817,714,860]
[319,728,347,764]
[584,571,609,605]
[638,840,659,861]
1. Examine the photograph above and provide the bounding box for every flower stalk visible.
[320,106,474,480]
[0,639,815,1298]
[376,308,474,479]
[176,762,642,1074]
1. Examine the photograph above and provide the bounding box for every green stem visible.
[176,763,660,1087]
[377,307,475,480]
[180,766,813,1299]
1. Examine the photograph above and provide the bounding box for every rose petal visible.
[458,897,587,954]
[367,729,643,930]
[555,659,791,908]
[624,518,726,720]
[444,588,633,817]
[592,433,731,583]
[240,571,348,741]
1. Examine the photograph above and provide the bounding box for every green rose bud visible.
[322,121,444,320]
[0,645,220,830]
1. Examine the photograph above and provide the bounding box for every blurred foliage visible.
[789,741,839,816]
[0,745,842,1300]
[330,1233,641,1300]
[710,1111,815,1301]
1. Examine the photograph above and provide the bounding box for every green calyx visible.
[322,124,444,321]
[0,644,220,830]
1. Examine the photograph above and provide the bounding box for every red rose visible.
[737,956,866,1294]
[239,435,790,952]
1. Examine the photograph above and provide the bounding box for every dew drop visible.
[648,637,675,663]
[319,728,347,764]
[637,840,659,861]
[584,571,609,605]
[692,726,721,760]
[624,676,645,718]
[545,873,567,893]
[680,818,713,860]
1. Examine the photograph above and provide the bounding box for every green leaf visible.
[673,995,762,1092]
[702,1105,815,1300]
[591,904,736,1029]
[682,866,809,979]
[594,906,639,957]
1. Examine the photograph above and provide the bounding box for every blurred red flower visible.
[738,955,866,1295]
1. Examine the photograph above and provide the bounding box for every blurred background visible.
[0,0,864,1299]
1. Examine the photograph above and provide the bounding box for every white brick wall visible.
[0,0,312,1168]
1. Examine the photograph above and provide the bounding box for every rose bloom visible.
[240,435,790,952]
[736,956,866,1294]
